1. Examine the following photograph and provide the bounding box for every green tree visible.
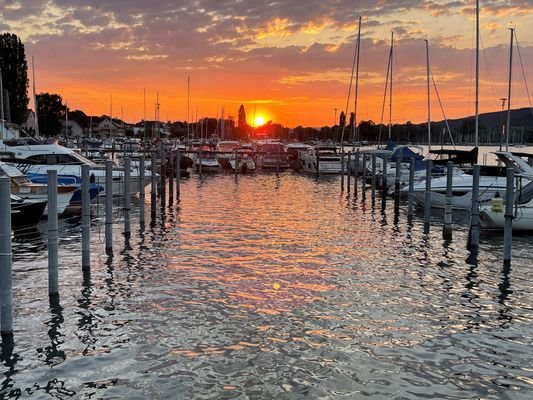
[0,33,29,125]
[36,93,65,136]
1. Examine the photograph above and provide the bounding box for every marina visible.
[0,144,532,398]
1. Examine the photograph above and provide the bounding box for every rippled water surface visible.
[2,172,533,399]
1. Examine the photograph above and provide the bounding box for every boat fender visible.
[491,197,503,213]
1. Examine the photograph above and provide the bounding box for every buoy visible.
[272,282,281,290]
[491,197,504,212]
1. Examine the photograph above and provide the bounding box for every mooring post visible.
[503,168,515,265]
[423,160,433,228]
[468,165,481,251]
[371,153,377,199]
[175,149,181,199]
[105,159,113,256]
[340,150,345,191]
[276,143,280,174]
[151,151,157,217]
[443,162,454,239]
[123,158,131,237]
[394,156,401,199]
[169,155,174,204]
[316,148,320,178]
[0,177,13,336]
[81,165,90,270]
[381,155,389,200]
[47,170,59,297]
[361,155,367,193]
[407,158,415,217]
[234,157,239,177]
[139,155,145,226]
[160,146,166,204]
[198,149,203,176]
[354,150,359,196]
[347,152,352,192]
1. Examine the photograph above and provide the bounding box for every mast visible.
[143,87,146,142]
[110,94,113,137]
[505,28,514,152]
[388,31,394,140]
[65,101,68,137]
[425,39,431,151]
[474,0,479,147]
[32,55,40,137]
[354,16,362,143]
[187,76,190,144]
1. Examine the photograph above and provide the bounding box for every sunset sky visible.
[2,0,533,127]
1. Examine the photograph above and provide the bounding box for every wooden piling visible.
[423,160,433,227]
[371,154,376,199]
[361,155,367,193]
[407,158,415,217]
[175,149,181,199]
[353,150,359,196]
[347,152,352,192]
[139,155,145,226]
[47,170,59,297]
[151,151,157,217]
[0,177,13,336]
[123,158,131,237]
[340,150,345,191]
[381,155,389,200]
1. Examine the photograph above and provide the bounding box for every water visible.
[2,172,533,399]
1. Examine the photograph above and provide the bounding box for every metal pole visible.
[468,165,481,251]
[81,165,90,270]
[347,152,352,192]
[139,155,145,226]
[0,177,13,336]
[353,150,359,196]
[503,168,514,264]
[361,154,367,193]
[407,158,415,217]
[123,158,131,237]
[443,162,454,239]
[151,151,157,217]
[424,160,433,227]
[371,154,377,199]
[47,170,59,296]
[175,149,181,199]
[105,159,113,255]
[340,150,345,191]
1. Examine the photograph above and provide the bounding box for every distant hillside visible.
[436,107,533,130]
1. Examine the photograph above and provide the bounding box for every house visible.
[21,109,37,132]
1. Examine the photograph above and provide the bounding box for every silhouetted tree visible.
[339,111,346,127]
[36,93,65,136]
[0,33,29,124]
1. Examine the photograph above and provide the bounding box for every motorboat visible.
[229,147,256,172]
[194,144,220,171]
[285,143,311,171]
[10,194,47,228]
[255,142,290,169]
[300,145,342,174]
[216,141,240,169]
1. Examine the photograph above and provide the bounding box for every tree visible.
[237,104,247,128]
[0,33,29,125]
[339,111,346,127]
[36,93,65,137]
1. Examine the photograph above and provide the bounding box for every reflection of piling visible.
[0,176,13,336]
[407,158,415,217]
[443,162,454,239]
[424,160,432,227]
[123,158,131,237]
[139,155,145,226]
[47,170,59,297]
[105,160,113,255]
[503,168,515,265]
[468,165,481,251]
[81,165,90,270]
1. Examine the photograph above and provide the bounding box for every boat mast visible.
[143,87,146,143]
[474,0,479,147]
[354,16,362,144]
[425,39,431,151]
[389,31,394,140]
[187,76,190,144]
[0,66,4,139]
[32,55,40,137]
[505,28,514,152]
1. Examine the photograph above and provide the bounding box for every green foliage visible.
[0,33,29,125]
[36,93,65,136]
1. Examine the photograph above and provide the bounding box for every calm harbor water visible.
[2,171,533,399]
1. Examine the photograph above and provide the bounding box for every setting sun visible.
[254,115,266,127]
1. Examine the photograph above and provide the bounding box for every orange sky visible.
[3,0,533,127]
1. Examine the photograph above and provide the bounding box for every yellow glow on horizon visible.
[254,115,266,127]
